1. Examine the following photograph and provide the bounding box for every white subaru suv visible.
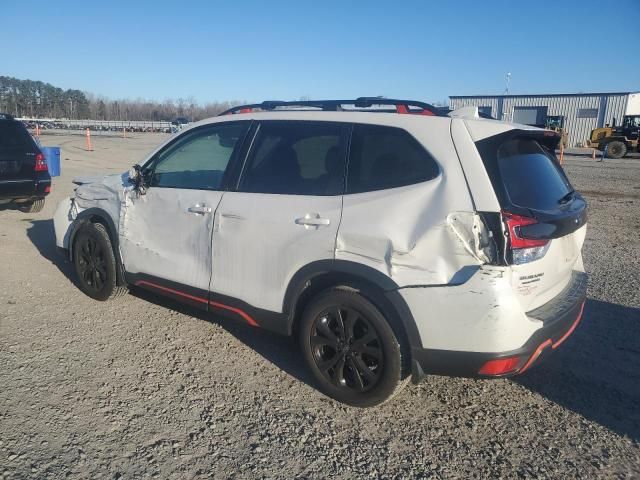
[54,98,588,407]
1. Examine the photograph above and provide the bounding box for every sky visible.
[3,0,639,105]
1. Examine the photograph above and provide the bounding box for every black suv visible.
[0,113,51,213]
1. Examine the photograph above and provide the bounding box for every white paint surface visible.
[120,187,224,292]
[211,192,342,312]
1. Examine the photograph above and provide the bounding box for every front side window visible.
[239,121,348,195]
[149,122,248,190]
[346,124,439,194]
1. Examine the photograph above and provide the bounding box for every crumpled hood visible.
[73,172,130,207]
[73,172,128,187]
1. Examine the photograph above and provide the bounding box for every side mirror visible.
[128,164,141,183]
[128,164,147,194]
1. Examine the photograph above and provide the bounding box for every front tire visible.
[606,140,627,159]
[73,222,127,301]
[299,289,408,407]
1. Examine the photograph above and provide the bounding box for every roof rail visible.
[219,97,443,116]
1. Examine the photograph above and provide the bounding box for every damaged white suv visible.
[54,98,588,407]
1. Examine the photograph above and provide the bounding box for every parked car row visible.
[21,120,173,134]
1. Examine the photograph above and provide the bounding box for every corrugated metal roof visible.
[450,92,637,99]
[449,93,631,147]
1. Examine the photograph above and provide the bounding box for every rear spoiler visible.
[448,106,496,120]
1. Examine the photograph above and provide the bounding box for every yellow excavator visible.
[588,115,640,158]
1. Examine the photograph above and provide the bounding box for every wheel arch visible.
[282,260,423,351]
[69,208,126,286]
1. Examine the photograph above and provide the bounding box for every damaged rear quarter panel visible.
[336,118,487,287]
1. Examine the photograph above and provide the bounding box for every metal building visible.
[449,92,640,146]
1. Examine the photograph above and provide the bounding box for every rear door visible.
[475,132,587,311]
[211,120,349,314]
[0,118,38,197]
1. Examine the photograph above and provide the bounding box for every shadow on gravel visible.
[25,218,77,283]
[24,218,317,390]
[515,298,640,441]
[129,287,316,390]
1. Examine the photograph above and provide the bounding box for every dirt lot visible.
[1,134,639,479]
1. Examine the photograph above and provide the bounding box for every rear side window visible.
[240,121,348,195]
[497,139,572,210]
[346,124,439,194]
[0,121,34,151]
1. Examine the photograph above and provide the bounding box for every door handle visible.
[295,213,331,227]
[187,205,212,215]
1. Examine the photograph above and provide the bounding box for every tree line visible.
[0,76,240,122]
[0,76,90,119]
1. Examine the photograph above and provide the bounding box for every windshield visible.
[497,138,572,211]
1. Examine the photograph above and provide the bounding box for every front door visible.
[211,121,349,314]
[120,121,250,301]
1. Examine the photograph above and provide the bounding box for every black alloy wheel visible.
[72,222,127,301]
[300,289,407,407]
[311,306,384,392]
[77,235,107,293]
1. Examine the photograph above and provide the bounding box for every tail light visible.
[35,152,48,172]
[502,211,550,264]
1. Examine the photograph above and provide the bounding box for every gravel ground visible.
[1,135,639,479]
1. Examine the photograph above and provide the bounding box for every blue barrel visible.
[41,146,61,177]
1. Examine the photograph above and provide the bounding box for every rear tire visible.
[18,198,45,213]
[606,141,627,159]
[299,289,408,407]
[73,222,127,301]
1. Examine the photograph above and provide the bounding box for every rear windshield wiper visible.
[558,190,575,204]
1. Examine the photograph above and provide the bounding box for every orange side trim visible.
[209,301,259,327]
[135,280,259,327]
[520,300,586,373]
[552,301,585,350]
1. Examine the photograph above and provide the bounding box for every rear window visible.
[497,138,572,210]
[0,121,34,151]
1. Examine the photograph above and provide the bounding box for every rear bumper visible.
[411,271,588,382]
[0,174,50,200]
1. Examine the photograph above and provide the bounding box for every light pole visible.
[504,72,511,96]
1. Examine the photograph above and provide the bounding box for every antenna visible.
[504,72,511,95]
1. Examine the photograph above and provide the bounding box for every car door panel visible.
[120,187,221,291]
[211,192,341,312]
